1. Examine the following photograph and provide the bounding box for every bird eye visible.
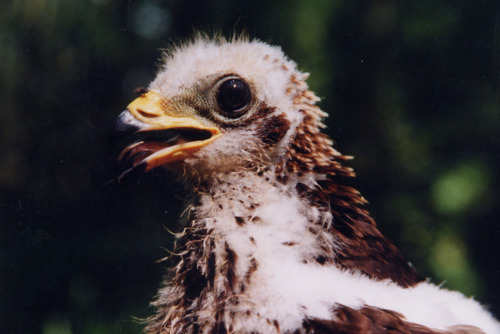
[216,78,251,118]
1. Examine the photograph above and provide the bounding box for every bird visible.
[111,36,500,334]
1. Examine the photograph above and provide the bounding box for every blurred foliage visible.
[1,0,499,332]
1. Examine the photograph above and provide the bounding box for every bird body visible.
[112,36,500,333]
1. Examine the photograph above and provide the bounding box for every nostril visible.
[133,87,149,96]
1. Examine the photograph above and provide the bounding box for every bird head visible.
[112,37,336,184]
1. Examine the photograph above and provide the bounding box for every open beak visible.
[111,91,221,178]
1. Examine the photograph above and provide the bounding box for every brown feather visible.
[276,72,422,287]
[301,305,483,334]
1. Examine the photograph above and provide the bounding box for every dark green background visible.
[1,1,499,333]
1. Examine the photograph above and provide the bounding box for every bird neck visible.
[147,171,331,332]
[146,169,421,333]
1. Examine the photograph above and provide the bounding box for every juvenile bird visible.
[112,36,500,333]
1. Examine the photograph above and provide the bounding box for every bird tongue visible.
[124,141,170,166]
[118,135,189,167]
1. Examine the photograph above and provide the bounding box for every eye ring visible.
[216,77,251,118]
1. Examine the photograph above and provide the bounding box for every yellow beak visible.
[113,91,222,174]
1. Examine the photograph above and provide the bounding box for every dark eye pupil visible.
[217,79,251,116]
